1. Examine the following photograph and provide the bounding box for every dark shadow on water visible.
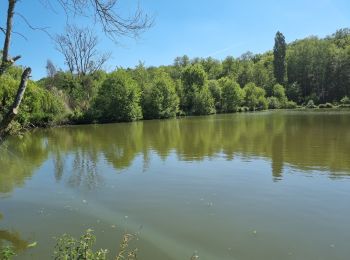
[0,213,29,253]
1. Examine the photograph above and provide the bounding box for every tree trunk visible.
[0,0,16,75]
[0,67,31,140]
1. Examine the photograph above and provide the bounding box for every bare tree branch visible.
[55,0,154,41]
[0,27,28,41]
[54,25,111,76]
[15,12,53,39]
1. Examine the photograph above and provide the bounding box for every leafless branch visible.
[55,0,154,41]
[1,26,28,41]
[54,25,111,76]
[15,12,53,39]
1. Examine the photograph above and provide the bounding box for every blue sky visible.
[1,0,350,79]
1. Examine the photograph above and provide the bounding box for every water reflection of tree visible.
[0,213,29,253]
[68,150,103,190]
[50,113,350,178]
[1,112,350,194]
[0,133,50,194]
[53,150,65,182]
[270,115,285,181]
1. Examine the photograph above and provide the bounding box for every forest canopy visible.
[1,29,350,132]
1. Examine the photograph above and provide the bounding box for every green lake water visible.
[1,110,350,259]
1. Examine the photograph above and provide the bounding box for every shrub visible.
[142,71,179,119]
[93,69,142,122]
[306,100,317,108]
[54,230,138,260]
[272,84,287,104]
[238,106,249,112]
[219,77,245,113]
[0,246,16,260]
[54,229,108,260]
[267,96,281,109]
[340,96,350,105]
[243,83,267,111]
[257,96,268,110]
[181,64,207,112]
[285,101,297,109]
[242,106,250,112]
[2,230,138,260]
[0,73,65,133]
[286,82,302,103]
[193,86,216,115]
[208,80,222,111]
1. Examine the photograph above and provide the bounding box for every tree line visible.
[2,29,350,133]
[0,0,152,140]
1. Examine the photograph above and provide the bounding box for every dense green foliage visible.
[273,31,287,85]
[0,69,65,134]
[181,63,208,113]
[54,231,108,260]
[142,70,179,119]
[92,70,142,122]
[268,84,288,109]
[193,86,216,115]
[219,77,245,112]
[306,100,317,109]
[243,83,268,111]
[2,28,350,131]
[1,229,137,260]
[0,246,16,260]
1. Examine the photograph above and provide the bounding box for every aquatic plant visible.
[54,229,108,260]
[0,229,201,259]
[115,233,138,260]
[0,246,16,260]
[53,229,137,260]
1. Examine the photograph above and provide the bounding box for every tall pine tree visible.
[273,31,287,85]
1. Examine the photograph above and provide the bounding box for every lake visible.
[1,110,350,260]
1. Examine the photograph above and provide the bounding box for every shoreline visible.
[16,106,350,133]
